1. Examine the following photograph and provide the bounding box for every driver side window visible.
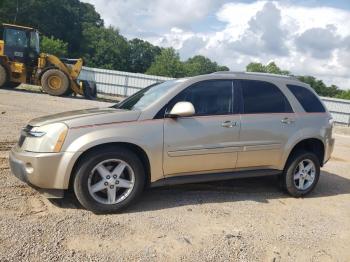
[166,80,234,117]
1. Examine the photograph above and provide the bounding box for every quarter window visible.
[240,80,293,114]
[287,84,325,113]
[168,80,233,116]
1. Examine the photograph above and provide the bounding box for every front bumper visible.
[9,146,74,198]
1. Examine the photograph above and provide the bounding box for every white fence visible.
[79,67,173,97]
[79,67,350,126]
[321,97,350,126]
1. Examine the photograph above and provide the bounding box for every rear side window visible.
[239,80,293,114]
[287,85,325,113]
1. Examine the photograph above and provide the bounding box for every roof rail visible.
[212,71,299,80]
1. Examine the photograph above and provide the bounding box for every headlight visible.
[21,123,68,153]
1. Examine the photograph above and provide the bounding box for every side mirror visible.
[167,101,195,118]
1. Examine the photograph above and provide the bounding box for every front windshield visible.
[4,28,28,48]
[115,80,181,110]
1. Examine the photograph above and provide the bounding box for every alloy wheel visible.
[293,159,316,190]
[88,159,135,204]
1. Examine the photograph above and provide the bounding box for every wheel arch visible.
[68,142,151,191]
[285,138,325,169]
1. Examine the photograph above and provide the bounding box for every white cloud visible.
[82,0,350,89]
[81,0,218,37]
[295,25,341,59]
[202,1,350,89]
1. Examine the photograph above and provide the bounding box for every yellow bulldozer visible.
[0,23,96,99]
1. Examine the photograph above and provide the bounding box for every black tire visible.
[41,69,70,96]
[0,64,7,88]
[82,80,97,100]
[282,150,320,197]
[73,147,145,213]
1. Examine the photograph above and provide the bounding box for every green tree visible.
[81,26,129,70]
[265,62,289,75]
[246,62,266,73]
[184,55,229,76]
[40,36,68,57]
[246,62,289,75]
[146,48,185,77]
[0,0,103,54]
[127,38,161,73]
[336,90,350,100]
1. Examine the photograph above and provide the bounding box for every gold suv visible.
[9,72,335,213]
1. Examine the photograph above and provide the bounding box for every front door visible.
[163,80,241,176]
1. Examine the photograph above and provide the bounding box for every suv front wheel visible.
[282,150,320,197]
[73,147,145,213]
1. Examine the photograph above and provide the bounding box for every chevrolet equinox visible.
[9,72,335,213]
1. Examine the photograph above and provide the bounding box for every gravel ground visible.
[0,88,349,262]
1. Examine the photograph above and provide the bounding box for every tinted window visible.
[287,85,325,113]
[4,28,28,48]
[168,80,233,116]
[240,80,293,114]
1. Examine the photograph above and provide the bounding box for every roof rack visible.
[212,71,299,80]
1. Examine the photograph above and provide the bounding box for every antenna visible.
[14,0,19,23]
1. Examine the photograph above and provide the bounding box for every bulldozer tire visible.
[41,69,70,96]
[0,65,7,88]
[82,80,97,100]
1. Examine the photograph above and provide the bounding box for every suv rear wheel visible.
[73,147,145,213]
[282,150,320,197]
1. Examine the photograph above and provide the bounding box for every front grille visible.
[18,125,33,147]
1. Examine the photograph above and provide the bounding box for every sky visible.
[81,0,350,89]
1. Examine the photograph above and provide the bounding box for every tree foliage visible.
[146,52,229,77]
[0,0,103,54]
[80,26,129,70]
[146,48,185,78]
[246,62,289,75]
[128,38,162,73]
[40,36,68,57]
[336,90,350,100]
[184,55,229,76]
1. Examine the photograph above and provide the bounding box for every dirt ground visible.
[0,88,349,262]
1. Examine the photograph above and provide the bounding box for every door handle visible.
[221,121,236,128]
[281,117,295,124]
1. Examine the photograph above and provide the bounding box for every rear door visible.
[163,80,241,176]
[236,79,298,169]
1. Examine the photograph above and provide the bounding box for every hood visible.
[28,107,141,128]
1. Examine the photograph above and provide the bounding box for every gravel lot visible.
[0,88,349,262]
